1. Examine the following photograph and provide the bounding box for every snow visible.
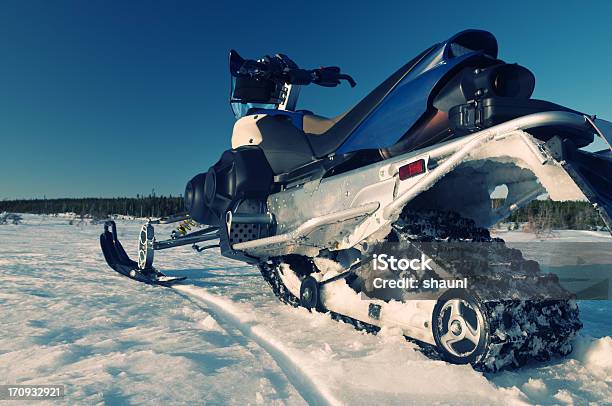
[573,336,612,379]
[1,215,611,405]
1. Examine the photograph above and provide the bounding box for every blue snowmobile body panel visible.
[336,30,497,154]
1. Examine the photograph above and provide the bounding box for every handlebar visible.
[229,50,356,88]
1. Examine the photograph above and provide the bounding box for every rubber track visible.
[258,210,582,371]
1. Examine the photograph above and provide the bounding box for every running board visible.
[232,202,380,252]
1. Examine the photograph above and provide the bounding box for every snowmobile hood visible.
[335,29,499,154]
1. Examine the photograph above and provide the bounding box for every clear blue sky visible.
[1,1,612,199]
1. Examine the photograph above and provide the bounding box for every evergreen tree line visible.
[0,195,184,219]
[0,197,606,229]
[503,199,605,230]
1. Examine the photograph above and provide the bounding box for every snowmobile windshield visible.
[230,76,277,119]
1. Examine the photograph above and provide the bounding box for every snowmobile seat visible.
[233,109,348,174]
[306,119,356,158]
[302,113,343,135]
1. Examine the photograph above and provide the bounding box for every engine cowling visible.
[184,172,217,225]
[184,146,274,225]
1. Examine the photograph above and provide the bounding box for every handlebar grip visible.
[338,73,357,88]
[287,69,314,85]
[312,67,357,88]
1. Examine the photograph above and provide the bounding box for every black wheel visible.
[300,276,323,312]
[432,289,489,365]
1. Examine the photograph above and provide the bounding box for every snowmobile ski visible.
[100,221,186,286]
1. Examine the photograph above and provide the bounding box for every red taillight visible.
[398,159,426,180]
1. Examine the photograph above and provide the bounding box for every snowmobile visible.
[101,30,612,371]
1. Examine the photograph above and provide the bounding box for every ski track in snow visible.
[174,285,340,406]
[1,214,611,405]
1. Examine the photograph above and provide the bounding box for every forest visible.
[0,195,184,219]
[503,199,605,230]
[0,196,607,230]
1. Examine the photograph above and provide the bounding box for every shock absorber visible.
[171,218,198,239]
